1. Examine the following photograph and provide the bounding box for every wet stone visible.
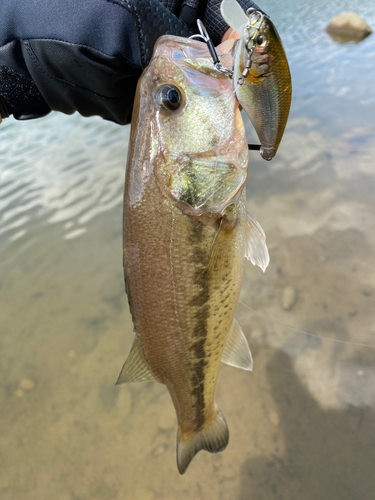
[269,411,280,426]
[327,12,372,43]
[151,442,169,459]
[19,379,35,390]
[251,328,264,342]
[212,454,223,472]
[281,286,297,311]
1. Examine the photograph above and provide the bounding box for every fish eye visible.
[256,34,268,47]
[156,85,181,111]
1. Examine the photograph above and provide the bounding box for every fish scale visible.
[124,170,245,423]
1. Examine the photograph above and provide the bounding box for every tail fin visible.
[176,407,229,474]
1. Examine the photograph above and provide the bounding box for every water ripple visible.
[0,114,129,255]
[1,0,375,265]
[261,0,375,117]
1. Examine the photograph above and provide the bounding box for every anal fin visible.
[222,318,253,371]
[116,336,158,384]
[245,211,270,272]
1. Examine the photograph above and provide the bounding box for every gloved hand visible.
[0,0,263,125]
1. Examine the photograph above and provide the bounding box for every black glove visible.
[0,0,263,125]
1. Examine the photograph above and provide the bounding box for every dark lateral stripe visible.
[191,360,208,429]
[188,220,204,244]
[189,285,209,307]
[190,338,206,358]
[189,223,212,429]
[194,359,208,379]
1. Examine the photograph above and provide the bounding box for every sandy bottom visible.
[1,110,375,500]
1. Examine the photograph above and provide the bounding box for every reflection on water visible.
[1,0,375,498]
[0,116,128,248]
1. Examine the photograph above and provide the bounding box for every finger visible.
[221,27,241,42]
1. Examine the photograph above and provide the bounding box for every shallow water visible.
[1,0,375,498]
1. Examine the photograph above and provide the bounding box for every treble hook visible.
[189,20,261,153]
[190,20,234,78]
[197,19,220,65]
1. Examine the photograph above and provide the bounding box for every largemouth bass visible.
[118,35,269,474]
[221,0,292,160]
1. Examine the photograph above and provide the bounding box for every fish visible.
[117,34,269,474]
[221,0,292,160]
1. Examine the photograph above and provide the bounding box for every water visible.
[1,1,375,498]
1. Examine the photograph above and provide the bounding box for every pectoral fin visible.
[245,211,270,272]
[116,336,157,384]
[222,318,253,371]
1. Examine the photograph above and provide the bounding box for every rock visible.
[151,442,169,459]
[327,12,372,43]
[282,286,297,311]
[269,411,280,426]
[19,379,35,390]
[251,328,264,342]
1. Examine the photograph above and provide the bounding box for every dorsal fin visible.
[116,336,158,384]
[222,318,253,371]
[245,211,270,272]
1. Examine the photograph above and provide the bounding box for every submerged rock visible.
[19,379,35,390]
[14,378,35,397]
[282,286,297,311]
[327,12,372,43]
